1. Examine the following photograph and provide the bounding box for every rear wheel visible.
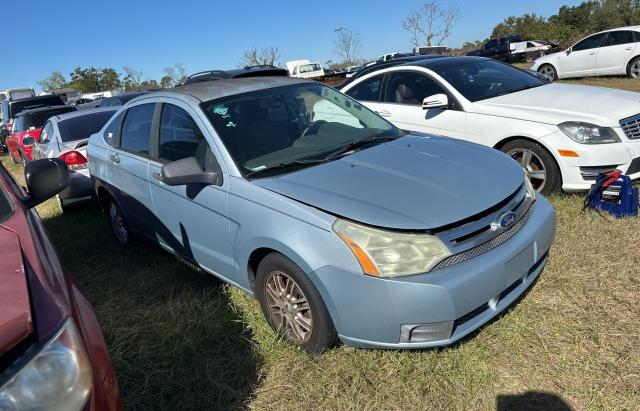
[500,139,562,195]
[627,57,640,78]
[538,64,557,82]
[255,253,337,354]
[105,198,130,245]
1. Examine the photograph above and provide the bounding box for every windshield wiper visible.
[245,135,398,179]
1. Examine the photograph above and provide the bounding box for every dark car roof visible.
[402,55,490,70]
[159,76,310,102]
[15,105,75,116]
[183,66,289,85]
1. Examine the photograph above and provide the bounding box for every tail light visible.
[59,151,88,170]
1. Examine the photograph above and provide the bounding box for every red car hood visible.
[0,224,32,354]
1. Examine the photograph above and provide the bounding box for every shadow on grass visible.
[496,391,573,410]
[42,206,260,410]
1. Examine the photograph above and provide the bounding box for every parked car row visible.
[3,34,639,405]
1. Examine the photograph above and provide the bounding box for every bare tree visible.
[334,28,362,66]
[122,66,143,91]
[162,63,189,87]
[239,46,281,67]
[402,1,461,47]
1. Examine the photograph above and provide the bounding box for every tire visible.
[538,64,557,82]
[105,197,131,245]
[255,253,337,354]
[627,57,640,79]
[500,139,562,195]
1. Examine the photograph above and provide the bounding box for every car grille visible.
[627,158,640,175]
[434,205,534,270]
[620,113,640,140]
[431,184,533,271]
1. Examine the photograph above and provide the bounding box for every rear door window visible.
[120,104,155,155]
[345,75,383,102]
[40,121,54,144]
[603,31,635,47]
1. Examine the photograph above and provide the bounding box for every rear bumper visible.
[59,170,93,205]
[309,196,556,349]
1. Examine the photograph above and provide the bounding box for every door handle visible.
[109,154,120,163]
[376,110,391,117]
[589,52,596,55]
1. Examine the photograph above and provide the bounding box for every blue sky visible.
[0,0,581,91]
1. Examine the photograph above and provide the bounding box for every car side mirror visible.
[23,158,70,208]
[566,47,572,55]
[22,136,35,146]
[160,156,222,186]
[422,94,449,110]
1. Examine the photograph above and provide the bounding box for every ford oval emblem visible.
[495,211,517,230]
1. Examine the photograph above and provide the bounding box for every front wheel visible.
[538,64,557,82]
[628,57,640,79]
[500,139,562,195]
[255,253,337,354]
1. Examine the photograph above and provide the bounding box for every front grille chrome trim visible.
[620,113,640,140]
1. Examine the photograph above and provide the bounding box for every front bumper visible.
[59,169,93,205]
[308,196,556,349]
[546,129,640,191]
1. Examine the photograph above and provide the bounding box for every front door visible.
[375,70,466,139]
[146,101,235,282]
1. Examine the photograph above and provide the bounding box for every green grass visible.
[2,76,640,410]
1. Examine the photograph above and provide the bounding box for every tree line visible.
[489,0,640,47]
[38,64,188,93]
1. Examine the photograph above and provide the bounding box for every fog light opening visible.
[400,321,454,343]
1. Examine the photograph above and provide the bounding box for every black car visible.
[466,36,523,62]
[183,65,288,85]
[337,54,448,89]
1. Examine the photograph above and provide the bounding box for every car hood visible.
[0,225,32,354]
[473,83,640,127]
[253,135,524,230]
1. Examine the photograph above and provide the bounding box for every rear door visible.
[596,30,637,75]
[107,102,157,236]
[373,70,466,139]
[560,32,607,77]
[147,100,234,280]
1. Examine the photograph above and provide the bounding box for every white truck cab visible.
[286,60,325,79]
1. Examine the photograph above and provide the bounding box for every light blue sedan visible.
[87,77,555,353]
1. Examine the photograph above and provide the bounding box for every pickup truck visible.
[466,36,524,62]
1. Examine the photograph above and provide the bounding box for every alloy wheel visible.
[108,202,128,243]
[264,270,313,344]
[507,148,546,192]
[540,66,556,82]
[630,60,640,78]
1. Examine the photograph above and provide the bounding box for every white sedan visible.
[532,26,640,81]
[340,56,640,193]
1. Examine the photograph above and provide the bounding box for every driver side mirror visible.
[422,94,449,110]
[160,156,222,186]
[23,158,70,208]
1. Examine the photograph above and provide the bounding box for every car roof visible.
[184,66,289,85]
[149,76,311,103]
[15,105,74,116]
[9,94,62,105]
[50,106,117,122]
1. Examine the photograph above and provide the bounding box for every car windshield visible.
[202,83,401,177]
[299,64,321,73]
[58,110,115,142]
[432,59,546,102]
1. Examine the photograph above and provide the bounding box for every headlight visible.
[524,176,536,200]
[333,219,451,277]
[558,122,620,144]
[0,320,92,411]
